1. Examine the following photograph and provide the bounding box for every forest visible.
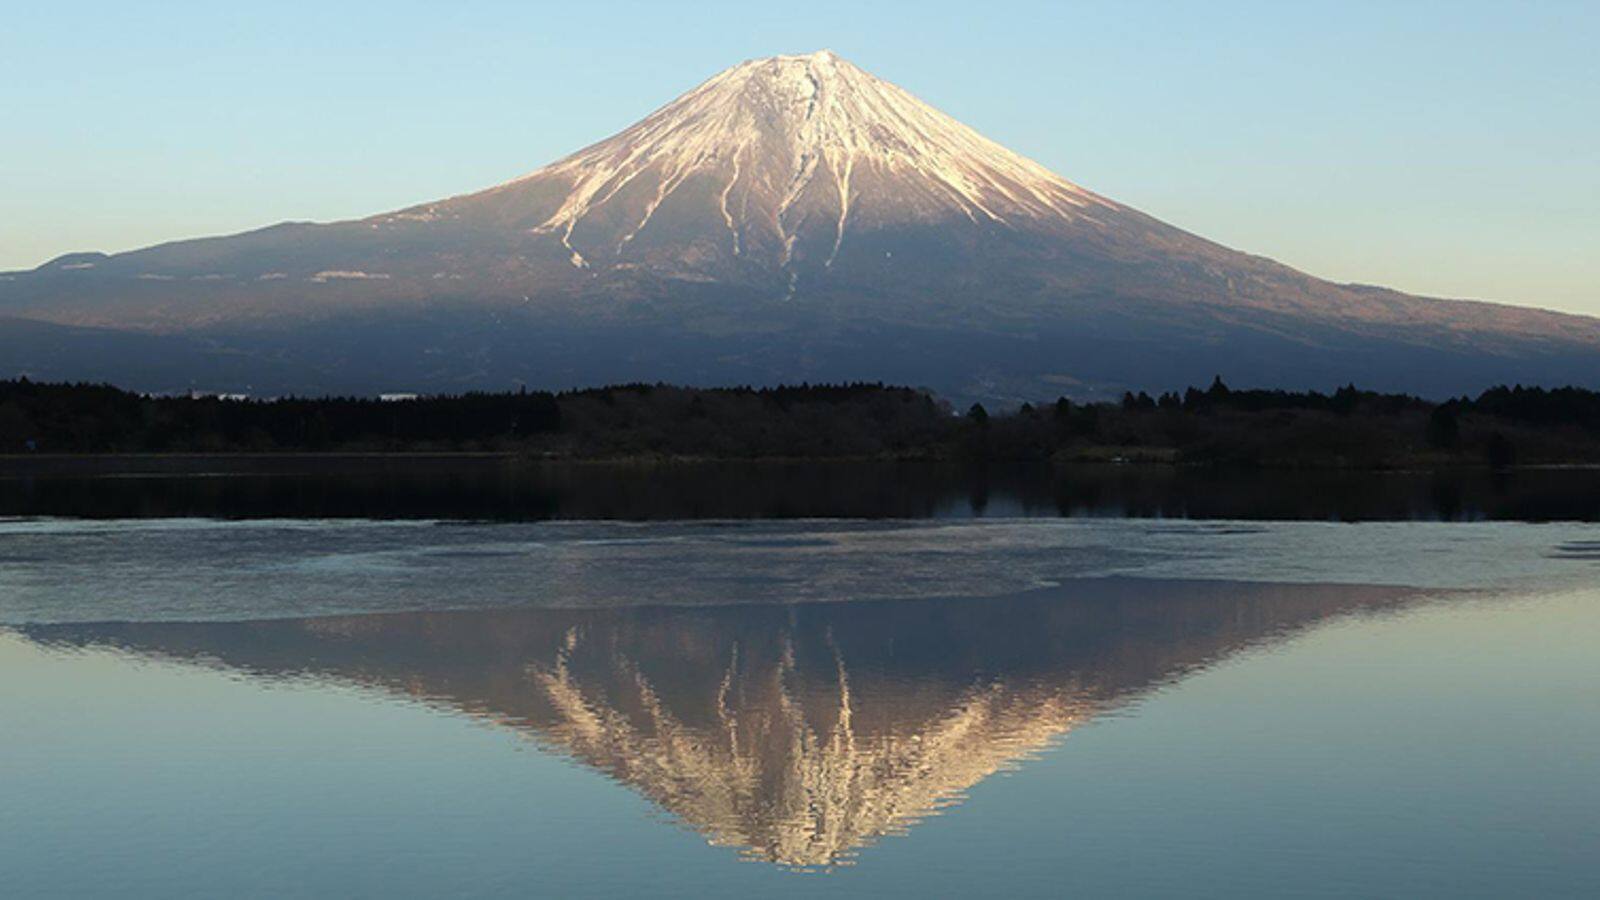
[2,377,1600,468]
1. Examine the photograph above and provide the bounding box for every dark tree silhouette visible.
[2,378,1598,467]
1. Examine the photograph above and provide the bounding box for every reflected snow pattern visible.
[25,579,1425,868]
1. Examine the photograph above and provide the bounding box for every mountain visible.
[3,50,1597,402]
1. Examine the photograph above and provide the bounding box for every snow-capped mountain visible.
[3,51,1598,400]
[407,50,1117,279]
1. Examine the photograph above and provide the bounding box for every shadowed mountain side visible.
[0,317,313,390]
[8,302,1600,404]
[24,579,1430,866]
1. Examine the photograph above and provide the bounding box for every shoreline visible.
[2,452,1599,477]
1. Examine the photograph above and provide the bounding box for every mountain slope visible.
[3,50,1597,401]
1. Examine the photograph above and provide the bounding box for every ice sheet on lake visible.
[0,517,1595,624]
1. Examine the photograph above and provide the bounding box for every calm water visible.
[3,457,1600,521]
[2,483,1598,896]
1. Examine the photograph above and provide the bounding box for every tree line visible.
[2,376,1598,467]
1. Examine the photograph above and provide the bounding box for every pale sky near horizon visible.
[2,0,1596,315]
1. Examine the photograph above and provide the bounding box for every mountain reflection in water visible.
[25,579,1427,868]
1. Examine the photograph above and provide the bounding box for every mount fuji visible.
[4,50,1598,401]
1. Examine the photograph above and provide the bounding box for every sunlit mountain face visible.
[25,580,1426,867]
[4,51,1600,401]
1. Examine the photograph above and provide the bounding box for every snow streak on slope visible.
[469,51,1118,269]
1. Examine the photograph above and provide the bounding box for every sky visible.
[1,0,1596,315]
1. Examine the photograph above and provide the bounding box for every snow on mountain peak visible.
[435,52,1117,272]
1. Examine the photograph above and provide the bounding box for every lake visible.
[1,462,1597,897]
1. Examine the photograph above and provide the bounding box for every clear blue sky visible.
[3,0,1596,314]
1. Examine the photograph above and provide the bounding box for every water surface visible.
[2,512,1597,896]
[3,458,1599,521]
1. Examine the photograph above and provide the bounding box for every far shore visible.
[3,451,1599,477]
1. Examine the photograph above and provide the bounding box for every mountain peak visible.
[766,48,839,62]
[425,50,1113,275]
